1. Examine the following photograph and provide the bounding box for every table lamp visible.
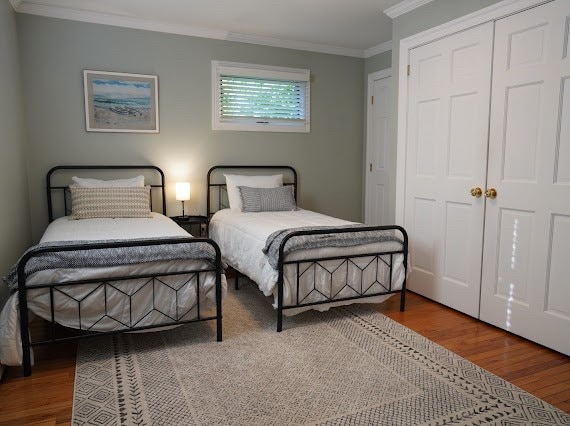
[175,182,191,217]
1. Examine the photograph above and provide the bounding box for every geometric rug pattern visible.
[73,281,570,425]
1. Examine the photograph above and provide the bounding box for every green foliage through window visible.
[219,76,306,122]
[212,61,310,133]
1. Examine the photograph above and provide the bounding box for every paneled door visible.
[480,0,570,355]
[365,72,391,226]
[404,23,494,317]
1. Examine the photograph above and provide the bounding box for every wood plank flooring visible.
[0,291,568,425]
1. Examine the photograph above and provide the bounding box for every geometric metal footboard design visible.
[276,226,408,332]
[18,238,223,377]
[290,254,398,306]
[49,273,202,331]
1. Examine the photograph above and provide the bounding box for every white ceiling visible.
[11,0,406,58]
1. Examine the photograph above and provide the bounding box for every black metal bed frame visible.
[207,165,408,332]
[17,165,223,376]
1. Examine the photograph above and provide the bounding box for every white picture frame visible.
[83,70,159,133]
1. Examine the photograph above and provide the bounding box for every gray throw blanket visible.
[262,225,403,270]
[3,237,222,292]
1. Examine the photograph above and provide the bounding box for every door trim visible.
[365,68,391,225]
[395,0,552,225]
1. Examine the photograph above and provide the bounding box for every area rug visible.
[72,280,570,425]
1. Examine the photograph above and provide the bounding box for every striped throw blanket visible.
[262,225,403,270]
[3,237,221,292]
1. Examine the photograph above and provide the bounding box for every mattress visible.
[0,213,226,366]
[209,209,406,315]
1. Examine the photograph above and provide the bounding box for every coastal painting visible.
[83,70,159,133]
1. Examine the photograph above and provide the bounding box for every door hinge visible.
[407,64,410,76]
[369,163,372,172]
[371,95,374,105]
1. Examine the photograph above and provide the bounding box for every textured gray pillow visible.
[238,186,297,213]
[70,185,152,219]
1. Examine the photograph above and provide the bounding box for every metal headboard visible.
[207,165,297,220]
[47,165,167,222]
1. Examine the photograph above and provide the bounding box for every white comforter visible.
[0,213,226,366]
[209,209,406,314]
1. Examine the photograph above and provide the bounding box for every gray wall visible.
[17,14,365,242]
[6,0,505,260]
[0,2,31,306]
[388,0,502,222]
[364,50,391,77]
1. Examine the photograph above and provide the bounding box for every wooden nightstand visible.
[170,215,208,237]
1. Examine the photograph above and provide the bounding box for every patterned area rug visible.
[73,281,570,425]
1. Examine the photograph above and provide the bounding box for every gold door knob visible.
[470,187,483,198]
[485,188,497,199]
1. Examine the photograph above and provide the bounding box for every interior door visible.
[480,0,570,355]
[365,73,391,226]
[404,23,494,317]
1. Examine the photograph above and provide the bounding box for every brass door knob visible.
[470,187,483,198]
[485,188,497,199]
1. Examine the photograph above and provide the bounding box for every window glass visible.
[212,61,310,133]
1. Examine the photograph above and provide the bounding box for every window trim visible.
[211,61,311,133]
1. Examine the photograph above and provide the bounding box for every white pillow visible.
[224,174,283,211]
[71,175,144,187]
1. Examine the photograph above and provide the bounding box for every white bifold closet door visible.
[480,0,570,356]
[404,23,494,317]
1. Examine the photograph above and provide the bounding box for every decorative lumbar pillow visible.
[70,186,152,219]
[239,185,297,213]
[71,175,145,188]
[224,174,283,211]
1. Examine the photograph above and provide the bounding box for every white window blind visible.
[212,61,310,133]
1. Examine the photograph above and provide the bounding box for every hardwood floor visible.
[377,293,570,414]
[0,342,76,426]
[0,291,568,425]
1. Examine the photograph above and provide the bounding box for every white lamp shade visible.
[175,182,191,201]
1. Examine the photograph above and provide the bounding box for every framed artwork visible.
[83,70,159,133]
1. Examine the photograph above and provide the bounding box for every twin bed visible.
[207,165,408,331]
[0,166,225,376]
[1,164,408,376]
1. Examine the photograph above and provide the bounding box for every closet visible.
[400,0,570,355]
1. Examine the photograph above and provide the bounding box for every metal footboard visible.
[275,225,408,331]
[17,238,223,376]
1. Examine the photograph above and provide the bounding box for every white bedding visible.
[209,209,406,315]
[0,213,226,366]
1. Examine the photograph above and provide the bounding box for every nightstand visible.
[170,215,208,237]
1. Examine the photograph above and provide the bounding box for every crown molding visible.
[364,40,392,58]
[384,0,434,19]
[226,32,364,58]
[10,0,23,10]
[15,3,229,40]
[14,2,366,58]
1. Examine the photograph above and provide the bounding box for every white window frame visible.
[212,61,311,133]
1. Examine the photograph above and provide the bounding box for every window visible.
[212,61,310,133]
